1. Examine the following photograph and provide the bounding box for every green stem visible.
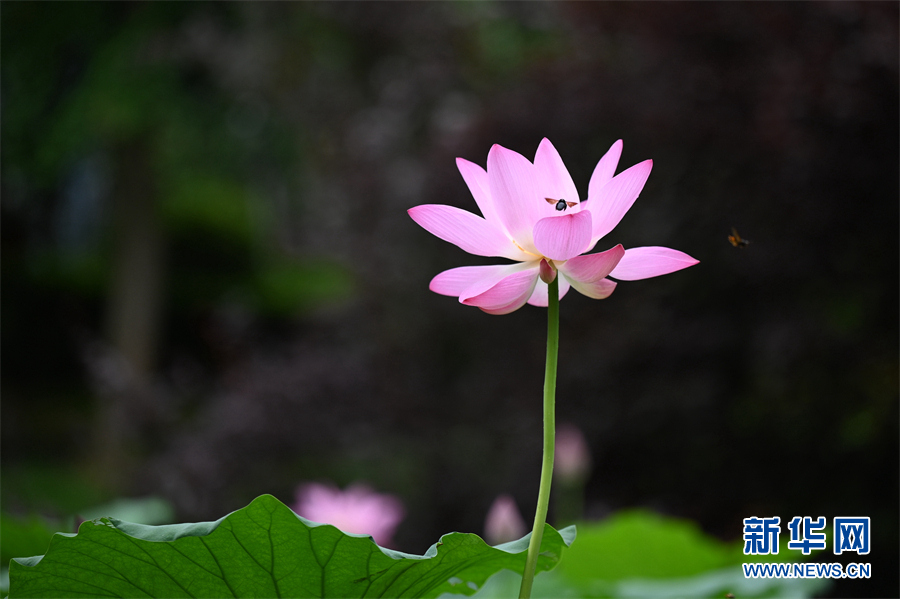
[519,275,559,599]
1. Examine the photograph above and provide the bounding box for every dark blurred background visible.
[2,2,897,597]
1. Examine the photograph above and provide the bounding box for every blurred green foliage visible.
[557,511,737,581]
[0,513,59,569]
[2,2,351,321]
[443,511,829,599]
[1,464,108,517]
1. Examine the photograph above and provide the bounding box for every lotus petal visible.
[408,204,528,261]
[587,159,652,243]
[609,246,700,281]
[533,211,592,261]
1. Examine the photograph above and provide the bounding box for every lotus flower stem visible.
[519,275,559,599]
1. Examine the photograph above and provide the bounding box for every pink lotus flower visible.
[408,139,698,314]
[292,482,404,547]
[554,423,592,483]
[484,495,527,545]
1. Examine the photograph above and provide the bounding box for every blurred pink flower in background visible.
[292,483,404,547]
[554,423,592,484]
[408,139,698,314]
[484,494,527,545]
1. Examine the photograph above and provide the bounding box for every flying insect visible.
[546,197,578,211]
[728,227,750,248]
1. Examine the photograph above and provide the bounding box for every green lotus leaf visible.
[9,494,575,598]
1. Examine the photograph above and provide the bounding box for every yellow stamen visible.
[512,238,541,258]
